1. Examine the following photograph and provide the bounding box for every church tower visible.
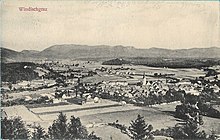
[142,72,146,86]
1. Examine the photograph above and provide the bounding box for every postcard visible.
[1,0,220,139]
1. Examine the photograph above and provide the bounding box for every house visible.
[25,96,32,101]
[17,81,30,87]
[53,98,66,104]
[108,81,128,86]
[178,79,191,85]
[212,84,220,93]
[185,89,200,96]
[1,109,7,119]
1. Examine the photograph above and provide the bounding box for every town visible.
[1,59,220,139]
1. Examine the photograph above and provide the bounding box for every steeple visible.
[142,72,146,86]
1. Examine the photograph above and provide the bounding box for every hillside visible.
[20,50,40,55]
[102,58,131,65]
[38,44,135,59]
[1,48,20,62]
[39,45,220,59]
[1,62,38,83]
[1,45,220,62]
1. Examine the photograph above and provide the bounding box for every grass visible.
[81,74,123,83]
[3,101,219,139]
[26,102,69,108]
[82,107,178,140]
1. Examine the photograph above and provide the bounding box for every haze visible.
[1,0,220,51]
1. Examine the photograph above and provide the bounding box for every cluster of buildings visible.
[2,61,220,106]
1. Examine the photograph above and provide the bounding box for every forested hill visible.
[1,45,220,62]
[1,62,38,83]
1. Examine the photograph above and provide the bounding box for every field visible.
[79,62,207,86]
[55,60,207,79]
[3,100,219,139]
[88,62,206,78]
[4,87,57,100]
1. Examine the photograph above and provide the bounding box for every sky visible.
[1,0,220,51]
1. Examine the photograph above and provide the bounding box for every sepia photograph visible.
[1,0,220,139]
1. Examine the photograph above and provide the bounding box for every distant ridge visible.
[1,48,20,63]
[21,50,40,54]
[1,45,220,62]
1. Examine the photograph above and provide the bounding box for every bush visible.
[32,125,48,139]
[153,119,207,139]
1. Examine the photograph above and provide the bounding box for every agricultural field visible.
[3,100,219,139]
[3,87,57,100]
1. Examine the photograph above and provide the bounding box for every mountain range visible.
[1,44,220,62]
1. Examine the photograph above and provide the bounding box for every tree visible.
[8,83,12,91]
[88,131,102,140]
[182,120,201,139]
[48,112,68,139]
[32,125,48,140]
[128,114,154,140]
[48,112,101,140]
[67,116,88,139]
[172,119,207,139]
[1,117,29,139]
[209,129,218,140]
[55,77,66,86]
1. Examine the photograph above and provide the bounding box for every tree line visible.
[1,112,100,140]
